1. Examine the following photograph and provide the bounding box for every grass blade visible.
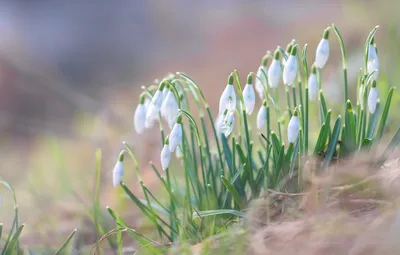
[221,176,243,209]
[3,224,24,255]
[376,87,395,140]
[323,116,342,169]
[193,210,245,218]
[375,125,400,168]
[54,229,77,255]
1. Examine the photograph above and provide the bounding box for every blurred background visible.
[0,0,399,251]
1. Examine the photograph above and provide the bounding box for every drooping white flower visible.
[162,86,170,101]
[243,74,256,115]
[220,111,234,137]
[169,115,183,152]
[283,46,298,86]
[287,109,300,144]
[367,41,379,81]
[268,50,282,88]
[113,151,124,187]
[215,110,227,135]
[218,75,236,115]
[146,82,166,121]
[134,96,146,134]
[144,97,154,129]
[161,87,179,129]
[308,65,318,101]
[257,100,268,130]
[255,66,267,100]
[161,138,171,170]
[368,81,379,114]
[315,28,330,68]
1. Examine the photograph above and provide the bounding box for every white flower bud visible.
[367,44,379,81]
[219,75,236,115]
[287,111,300,144]
[283,47,298,86]
[268,53,281,89]
[169,115,183,152]
[243,74,256,115]
[257,101,267,129]
[113,151,124,187]
[308,66,318,101]
[161,142,171,170]
[161,89,179,129]
[134,99,146,134]
[315,29,330,68]
[368,83,379,114]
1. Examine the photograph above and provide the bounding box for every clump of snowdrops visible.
[109,24,400,252]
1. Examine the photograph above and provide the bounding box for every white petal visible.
[219,85,236,115]
[146,90,163,120]
[161,91,179,129]
[161,144,171,170]
[307,74,318,101]
[215,114,225,135]
[255,66,267,99]
[283,55,297,86]
[169,123,182,152]
[176,144,182,158]
[257,105,267,129]
[268,59,281,88]
[222,112,234,137]
[315,39,329,68]
[243,84,256,115]
[134,104,146,134]
[287,116,300,143]
[367,58,379,81]
[368,87,378,114]
[112,161,124,187]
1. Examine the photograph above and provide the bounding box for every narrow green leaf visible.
[376,87,395,140]
[3,224,24,255]
[54,229,77,255]
[375,125,400,167]
[323,116,342,169]
[221,134,234,176]
[319,91,328,123]
[193,210,245,219]
[367,101,380,138]
[221,176,243,209]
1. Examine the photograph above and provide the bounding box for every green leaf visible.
[313,110,332,154]
[289,138,301,178]
[344,100,357,153]
[3,224,24,255]
[319,91,328,123]
[193,210,245,219]
[375,125,400,167]
[367,101,380,138]
[323,116,342,169]
[376,87,395,140]
[221,134,234,176]
[361,138,373,150]
[54,229,77,255]
[221,176,243,209]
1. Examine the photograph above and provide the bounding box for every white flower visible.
[134,99,146,134]
[283,48,298,86]
[287,111,300,144]
[219,77,236,115]
[308,66,318,101]
[257,101,267,129]
[282,39,296,66]
[268,50,281,88]
[144,97,155,129]
[162,86,170,101]
[368,83,378,114]
[243,76,256,115]
[255,66,267,99]
[161,89,179,129]
[220,111,234,137]
[161,143,171,170]
[146,86,164,121]
[169,116,183,152]
[315,29,330,68]
[367,44,379,81]
[113,151,124,187]
[215,111,226,135]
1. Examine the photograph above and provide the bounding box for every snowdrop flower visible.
[134,95,147,134]
[218,74,236,115]
[162,85,170,101]
[315,28,330,68]
[283,46,298,86]
[287,109,300,144]
[215,110,227,135]
[255,56,268,99]
[220,111,234,137]
[161,85,179,129]
[169,114,183,152]
[160,137,171,170]
[113,151,124,187]
[268,49,281,88]
[243,74,256,115]
[282,40,295,66]
[367,39,379,81]
[257,100,268,130]
[368,81,379,114]
[144,97,155,129]
[308,65,318,101]
[146,82,166,121]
